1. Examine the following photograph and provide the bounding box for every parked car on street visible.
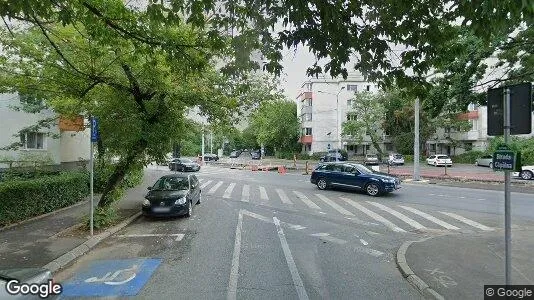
[142,174,201,217]
[364,154,380,165]
[475,155,493,168]
[229,150,242,158]
[0,267,60,299]
[513,165,534,180]
[203,153,219,161]
[426,154,452,167]
[387,153,405,165]
[169,158,200,172]
[320,149,348,162]
[310,162,401,196]
[251,150,261,160]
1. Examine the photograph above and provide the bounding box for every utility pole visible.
[201,126,205,164]
[503,87,511,285]
[413,98,420,181]
[210,132,213,154]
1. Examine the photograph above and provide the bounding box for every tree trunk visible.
[98,138,148,208]
[370,136,384,161]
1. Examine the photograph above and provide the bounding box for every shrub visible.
[452,151,485,164]
[0,171,89,227]
[83,206,119,230]
[311,152,327,160]
[403,155,426,163]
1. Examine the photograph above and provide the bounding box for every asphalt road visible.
[54,165,534,299]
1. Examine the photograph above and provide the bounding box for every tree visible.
[342,92,386,159]
[249,100,300,155]
[0,17,243,210]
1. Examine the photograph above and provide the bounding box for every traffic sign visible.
[493,144,516,171]
[91,117,99,142]
[487,83,532,136]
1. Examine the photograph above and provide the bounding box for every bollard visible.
[387,162,390,174]
[444,163,447,176]
[305,161,309,175]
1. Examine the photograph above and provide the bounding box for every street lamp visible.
[318,87,346,151]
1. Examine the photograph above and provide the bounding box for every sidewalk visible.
[403,231,534,299]
[0,168,160,270]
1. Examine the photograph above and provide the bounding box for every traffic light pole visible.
[503,88,511,285]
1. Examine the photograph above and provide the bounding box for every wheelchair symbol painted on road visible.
[61,258,161,297]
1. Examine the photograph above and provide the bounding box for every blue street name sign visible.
[91,117,99,142]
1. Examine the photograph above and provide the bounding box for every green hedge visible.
[403,155,426,163]
[452,151,485,164]
[0,171,89,227]
[93,160,144,193]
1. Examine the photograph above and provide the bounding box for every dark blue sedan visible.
[310,162,401,196]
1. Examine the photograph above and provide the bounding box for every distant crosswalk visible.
[195,178,496,234]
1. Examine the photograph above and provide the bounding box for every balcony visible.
[298,92,313,101]
[300,135,313,144]
[457,111,479,120]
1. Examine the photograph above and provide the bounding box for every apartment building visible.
[426,104,534,156]
[296,73,385,156]
[0,93,90,169]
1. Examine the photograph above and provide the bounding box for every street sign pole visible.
[503,88,511,285]
[89,117,95,236]
[413,97,421,181]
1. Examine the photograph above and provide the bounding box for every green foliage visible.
[403,155,426,163]
[488,137,534,165]
[311,152,328,160]
[342,91,386,157]
[452,151,486,164]
[250,100,300,153]
[94,159,144,193]
[83,207,119,231]
[0,171,89,226]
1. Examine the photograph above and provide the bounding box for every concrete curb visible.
[43,212,142,273]
[0,200,90,232]
[396,237,445,300]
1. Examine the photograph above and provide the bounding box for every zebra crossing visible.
[197,178,496,234]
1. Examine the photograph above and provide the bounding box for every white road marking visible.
[241,210,272,223]
[440,212,494,231]
[477,198,486,201]
[116,234,185,239]
[209,181,223,194]
[340,198,406,233]
[318,212,326,215]
[241,185,250,202]
[429,194,436,196]
[320,236,347,245]
[289,225,306,230]
[292,191,321,209]
[273,217,310,300]
[276,189,293,204]
[355,246,384,257]
[367,202,426,230]
[200,180,212,189]
[315,194,354,216]
[399,206,459,230]
[223,183,236,199]
[459,196,466,199]
[359,239,368,246]
[227,210,243,300]
[310,233,330,237]
[259,186,269,201]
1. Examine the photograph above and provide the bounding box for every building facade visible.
[0,93,90,169]
[296,73,384,156]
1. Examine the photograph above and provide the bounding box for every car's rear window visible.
[394,154,403,159]
[437,155,450,159]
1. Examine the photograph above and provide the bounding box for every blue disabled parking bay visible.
[61,258,162,297]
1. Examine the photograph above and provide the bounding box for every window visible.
[347,113,357,121]
[303,113,312,121]
[304,83,312,91]
[302,98,312,107]
[470,119,478,131]
[430,144,436,151]
[347,99,355,108]
[344,165,356,173]
[305,144,312,151]
[303,128,312,136]
[20,132,45,149]
[444,127,451,133]
[464,143,473,151]
[365,145,371,151]
[366,85,371,91]
[347,84,358,91]
[347,145,357,152]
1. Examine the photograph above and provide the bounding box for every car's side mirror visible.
[147,186,152,190]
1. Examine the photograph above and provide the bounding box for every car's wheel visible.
[317,178,328,190]
[197,191,202,204]
[489,162,493,169]
[185,200,192,217]
[365,182,381,197]
[520,170,533,180]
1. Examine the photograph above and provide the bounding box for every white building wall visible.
[0,93,61,166]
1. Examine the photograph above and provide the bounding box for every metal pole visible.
[89,117,94,236]
[414,98,421,181]
[210,132,213,154]
[504,88,512,285]
[201,128,205,164]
